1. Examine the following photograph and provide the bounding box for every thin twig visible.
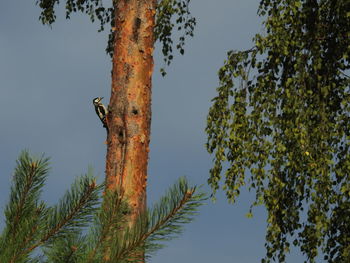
[340,71,350,79]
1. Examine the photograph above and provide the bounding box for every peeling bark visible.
[105,0,156,223]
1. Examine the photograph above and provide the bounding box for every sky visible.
[0,1,306,262]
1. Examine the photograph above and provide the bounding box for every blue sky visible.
[0,1,306,262]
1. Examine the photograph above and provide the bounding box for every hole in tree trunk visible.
[132,107,139,115]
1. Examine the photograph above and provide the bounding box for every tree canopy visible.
[36,0,195,74]
[206,0,350,262]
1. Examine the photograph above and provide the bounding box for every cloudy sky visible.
[1,1,305,262]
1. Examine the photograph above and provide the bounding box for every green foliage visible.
[43,234,88,263]
[206,0,350,262]
[35,0,196,74]
[87,177,206,262]
[0,151,50,263]
[155,0,196,75]
[42,169,101,245]
[145,178,205,256]
[0,151,101,263]
[0,151,206,262]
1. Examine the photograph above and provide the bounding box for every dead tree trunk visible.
[105,0,156,221]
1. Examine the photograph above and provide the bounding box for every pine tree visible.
[0,151,205,262]
[34,0,197,240]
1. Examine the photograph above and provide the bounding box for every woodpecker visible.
[93,97,108,129]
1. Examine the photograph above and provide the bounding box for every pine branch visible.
[145,181,206,256]
[43,233,88,263]
[27,173,102,253]
[8,203,48,263]
[113,177,206,262]
[85,189,129,263]
[0,152,105,263]
[0,151,50,263]
[145,189,194,241]
[6,151,49,240]
[11,164,40,236]
[1,152,205,263]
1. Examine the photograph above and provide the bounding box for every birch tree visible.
[206,0,350,262]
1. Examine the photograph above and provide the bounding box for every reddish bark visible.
[105,0,156,221]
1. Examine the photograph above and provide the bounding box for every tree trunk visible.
[106,0,156,221]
